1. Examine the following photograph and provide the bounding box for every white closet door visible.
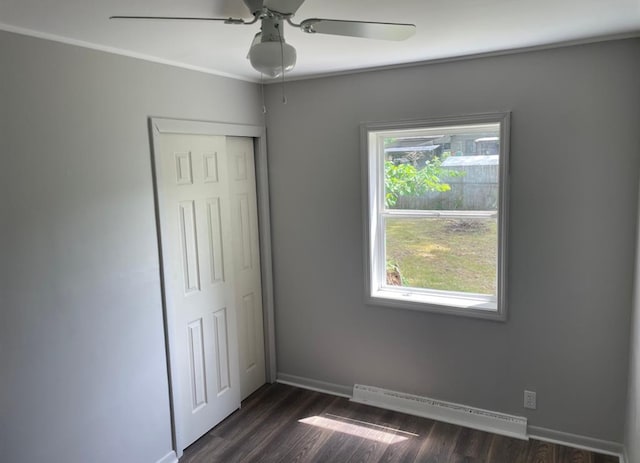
[226,136,266,400]
[157,133,240,449]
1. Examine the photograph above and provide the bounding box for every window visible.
[362,113,509,320]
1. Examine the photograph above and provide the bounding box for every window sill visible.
[368,288,505,321]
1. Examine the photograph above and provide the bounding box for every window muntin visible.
[363,114,509,320]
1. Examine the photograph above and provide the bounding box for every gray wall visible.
[626,184,640,462]
[0,31,262,463]
[264,39,640,442]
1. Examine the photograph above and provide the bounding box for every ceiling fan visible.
[111,0,416,78]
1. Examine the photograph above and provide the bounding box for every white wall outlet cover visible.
[524,390,537,410]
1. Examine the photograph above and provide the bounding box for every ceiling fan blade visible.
[217,0,253,18]
[299,18,416,41]
[263,0,306,15]
[109,15,247,24]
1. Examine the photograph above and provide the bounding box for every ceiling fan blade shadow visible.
[263,0,306,15]
[300,18,416,41]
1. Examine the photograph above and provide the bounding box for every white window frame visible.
[361,113,510,321]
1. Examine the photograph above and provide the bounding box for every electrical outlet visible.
[524,390,537,410]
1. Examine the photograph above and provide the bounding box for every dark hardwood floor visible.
[180,383,619,463]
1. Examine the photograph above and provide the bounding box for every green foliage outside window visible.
[384,157,458,208]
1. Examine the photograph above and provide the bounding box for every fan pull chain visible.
[261,73,267,114]
[281,72,287,104]
[277,23,287,104]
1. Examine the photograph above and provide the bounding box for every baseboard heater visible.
[351,384,528,440]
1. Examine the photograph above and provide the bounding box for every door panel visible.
[178,200,201,293]
[187,318,207,411]
[206,198,225,284]
[212,308,231,394]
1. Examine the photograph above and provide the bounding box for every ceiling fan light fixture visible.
[249,40,297,78]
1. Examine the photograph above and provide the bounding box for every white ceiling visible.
[1,0,638,82]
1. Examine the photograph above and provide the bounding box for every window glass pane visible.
[384,217,497,295]
[383,124,500,211]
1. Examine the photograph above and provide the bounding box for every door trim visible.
[149,117,276,456]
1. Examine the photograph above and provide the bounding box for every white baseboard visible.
[275,374,625,461]
[277,373,352,398]
[528,426,624,460]
[352,384,528,440]
[155,450,178,463]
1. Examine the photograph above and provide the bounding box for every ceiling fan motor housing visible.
[260,16,286,42]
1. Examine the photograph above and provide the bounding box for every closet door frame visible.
[149,117,276,457]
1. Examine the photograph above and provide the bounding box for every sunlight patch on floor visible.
[299,414,417,444]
